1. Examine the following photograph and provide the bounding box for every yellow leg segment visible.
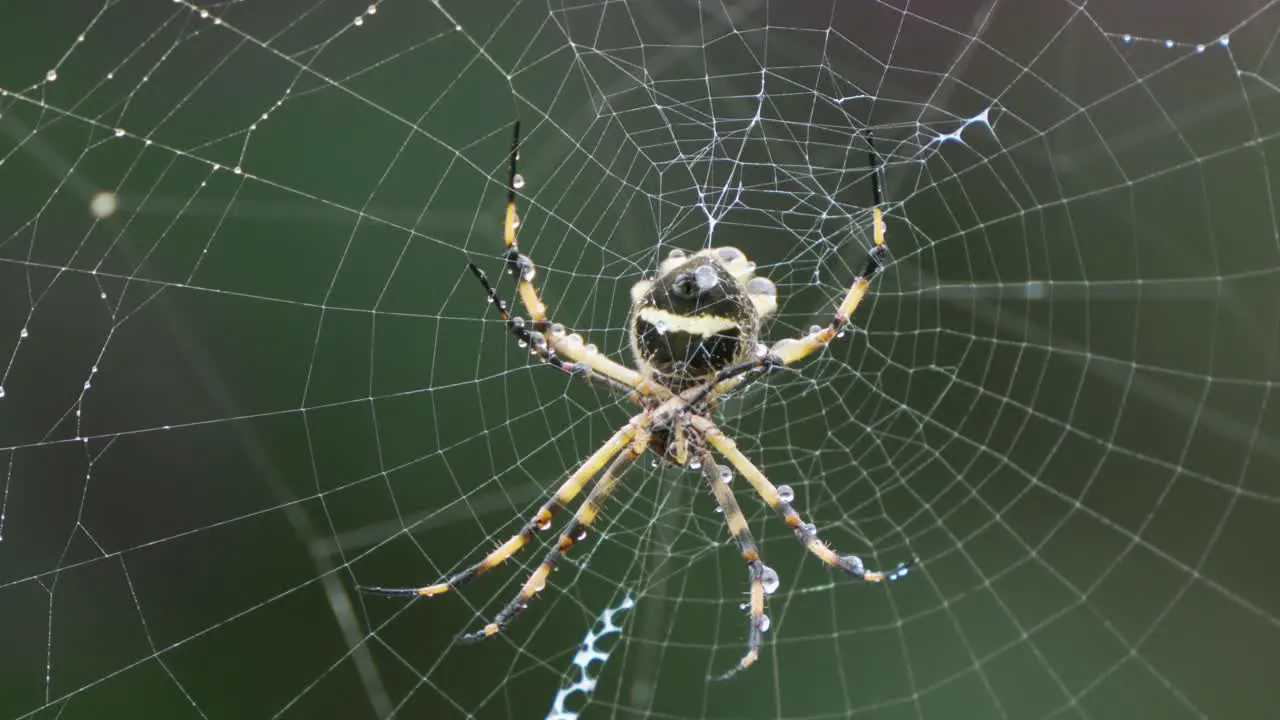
[463,435,643,641]
[361,420,639,599]
[692,415,912,584]
[496,122,662,397]
[702,453,769,682]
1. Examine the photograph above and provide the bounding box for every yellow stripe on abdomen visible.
[637,306,741,337]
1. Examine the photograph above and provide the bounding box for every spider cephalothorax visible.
[628,247,778,392]
[363,121,913,682]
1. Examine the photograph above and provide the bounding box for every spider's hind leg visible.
[691,415,914,584]
[461,436,643,641]
[700,452,772,682]
[360,421,638,600]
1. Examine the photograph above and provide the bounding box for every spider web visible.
[2,0,1279,718]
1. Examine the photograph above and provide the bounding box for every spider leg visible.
[361,420,639,599]
[700,452,770,682]
[468,263,638,395]
[691,415,914,583]
[461,435,643,641]
[487,121,663,399]
[697,134,889,406]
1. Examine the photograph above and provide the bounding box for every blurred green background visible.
[2,1,1278,719]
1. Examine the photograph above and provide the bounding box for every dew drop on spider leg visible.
[689,460,702,470]
[549,322,565,337]
[513,173,525,189]
[760,565,780,595]
[840,555,865,576]
[573,526,590,542]
[777,484,795,503]
[718,466,733,484]
[758,614,771,633]
[809,324,822,335]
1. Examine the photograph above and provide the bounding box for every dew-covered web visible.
[2,1,1279,718]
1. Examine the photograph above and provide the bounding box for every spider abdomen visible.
[629,250,764,391]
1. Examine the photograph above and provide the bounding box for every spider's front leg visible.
[698,135,890,406]
[475,121,664,400]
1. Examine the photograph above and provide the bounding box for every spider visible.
[363,122,914,681]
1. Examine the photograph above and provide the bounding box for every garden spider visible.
[363,122,914,681]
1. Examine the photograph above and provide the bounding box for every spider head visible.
[628,247,778,391]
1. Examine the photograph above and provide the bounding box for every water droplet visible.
[760,566,780,595]
[714,506,723,514]
[0,386,6,398]
[759,614,771,633]
[513,173,525,189]
[535,516,552,531]
[511,316,525,330]
[353,15,364,25]
[114,128,125,138]
[584,343,598,356]
[517,339,528,348]
[565,333,583,347]
[841,555,865,575]
[694,264,718,291]
[528,331,547,349]
[653,320,668,335]
[549,323,565,337]
[666,248,686,261]
[367,4,377,14]
[777,485,794,503]
[718,466,733,484]
[46,69,57,82]
[746,276,776,298]
[573,527,590,542]
[715,246,746,264]
[808,324,822,335]
[756,343,768,357]
[689,461,702,470]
